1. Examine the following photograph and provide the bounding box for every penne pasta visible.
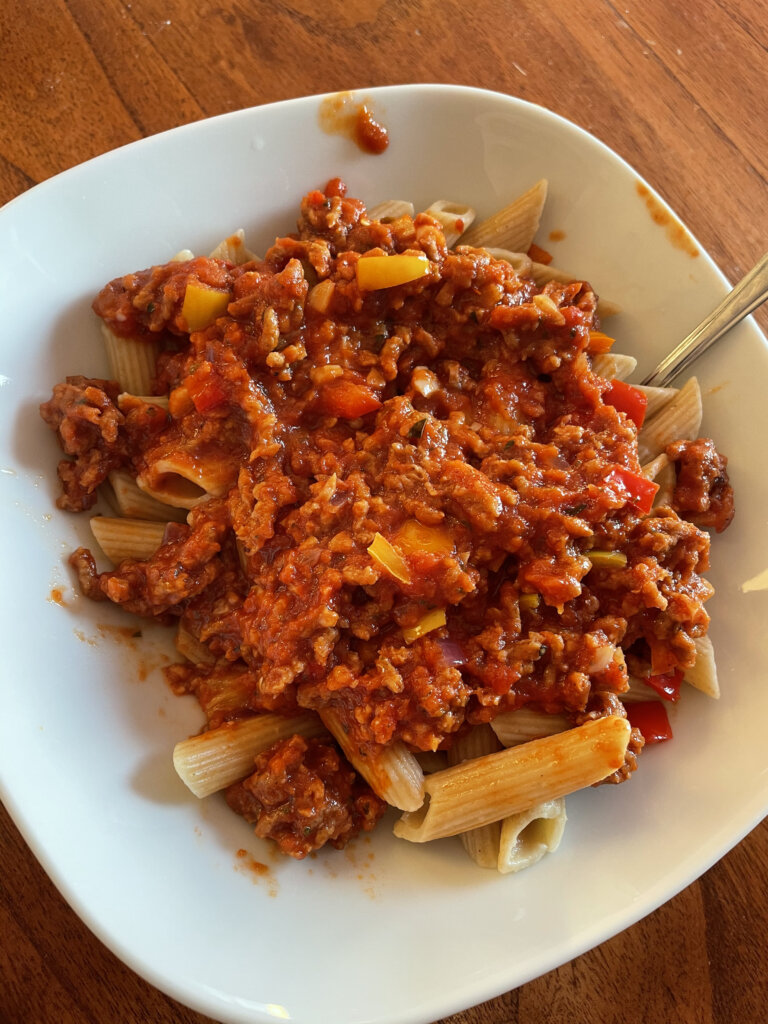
[367,199,415,222]
[320,708,424,813]
[101,322,159,395]
[447,725,502,869]
[137,452,232,509]
[460,179,547,252]
[208,228,256,265]
[528,262,620,319]
[117,392,169,411]
[483,247,533,277]
[635,383,678,421]
[621,677,665,703]
[394,716,631,843]
[497,797,567,874]
[175,623,216,666]
[637,376,702,464]
[422,200,476,247]
[107,469,187,522]
[592,352,638,381]
[90,516,166,563]
[414,750,449,774]
[491,707,570,747]
[173,713,329,799]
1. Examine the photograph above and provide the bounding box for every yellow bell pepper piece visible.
[395,520,454,556]
[356,253,430,291]
[587,550,627,570]
[367,532,411,584]
[402,608,447,644]
[181,282,231,332]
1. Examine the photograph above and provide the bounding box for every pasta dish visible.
[40,178,733,871]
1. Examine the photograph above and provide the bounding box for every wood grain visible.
[1,1,766,1022]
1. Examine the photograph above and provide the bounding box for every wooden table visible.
[1,2,766,1022]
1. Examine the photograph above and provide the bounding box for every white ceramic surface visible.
[1,85,766,1024]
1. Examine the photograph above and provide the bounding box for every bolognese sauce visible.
[41,179,733,858]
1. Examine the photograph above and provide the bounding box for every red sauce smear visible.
[635,182,699,258]
[318,93,389,154]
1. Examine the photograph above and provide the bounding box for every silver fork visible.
[640,251,768,387]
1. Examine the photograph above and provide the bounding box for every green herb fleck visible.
[408,418,427,440]
[564,502,588,516]
[538,645,548,658]
[147,302,155,313]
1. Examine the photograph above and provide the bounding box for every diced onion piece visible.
[587,549,628,570]
[367,532,411,584]
[181,283,231,331]
[532,293,566,325]
[403,608,447,644]
[307,279,335,313]
[395,520,454,555]
[356,253,430,291]
[519,593,540,610]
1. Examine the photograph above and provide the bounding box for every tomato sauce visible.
[41,179,732,856]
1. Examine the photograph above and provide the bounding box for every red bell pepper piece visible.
[603,379,648,428]
[186,363,228,413]
[604,465,659,514]
[318,378,382,418]
[644,669,684,703]
[626,701,673,743]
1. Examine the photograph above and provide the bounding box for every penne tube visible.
[621,677,664,703]
[592,352,638,381]
[90,516,166,562]
[447,725,502,869]
[637,376,702,464]
[117,392,169,411]
[137,452,232,509]
[684,634,719,698]
[394,716,630,843]
[528,262,619,319]
[596,298,622,318]
[101,322,159,395]
[175,623,216,666]
[653,458,677,507]
[422,200,476,246]
[367,199,415,222]
[498,797,567,874]
[173,713,329,799]
[414,750,449,774]
[528,261,575,288]
[635,383,678,420]
[491,707,570,747]
[320,708,424,812]
[460,179,547,252]
[107,469,187,522]
[208,228,256,265]
[483,247,533,277]
[641,452,670,481]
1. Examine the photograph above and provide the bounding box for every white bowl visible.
[1,84,766,1024]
